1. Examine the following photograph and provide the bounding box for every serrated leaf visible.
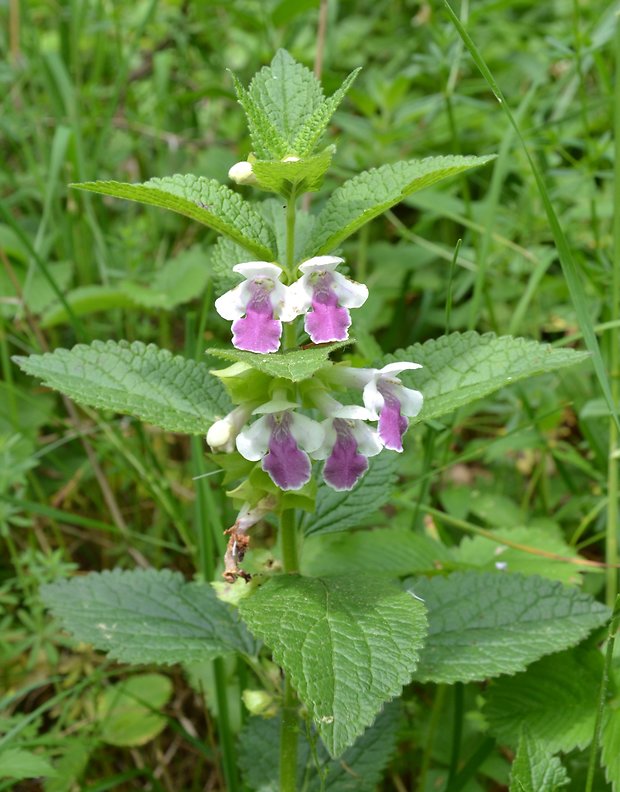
[452,526,586,585]
[97,673,173,747]
[486,646,602,753]
[292,68,361,156]
[412,571,609,683]
[238,575,427,756]
[304,155,495,257]
[230,71,289,159]
[302,452,399,536]
[252,148,333,196]
[14,340,231,435]
[207,341,350,382]
[41,568,254,664]
[509,731,570,792]
[248,50,324,145]
[71,175,276,260]
[301,527,449,577]
[382,332,589,425]
[0,748,57,780]
[210,236,246,295]
[238,702,401,791]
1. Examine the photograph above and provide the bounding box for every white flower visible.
[228,161,256,185]
[206,404,254,453]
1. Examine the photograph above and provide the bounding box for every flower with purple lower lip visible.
[288,256,368,344]
[236,396,324,491]
[325,362,423,452]
[214,262,296,353]
[309,391,381,490]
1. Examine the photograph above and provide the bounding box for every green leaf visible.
[207,341,350,382]
[302,452,399,536]
[71,175,276,260]
[41,568,254,664]
[14,340,231,435]
[509,731,570,792]
[301,527,450,577]
[238,702,401,791]
[230,71,289,159]
[97,673,173,747]
[40,285,136,327]
[382,332,589,425]
[412,571,609,683]
[486,646,602,752]
[292,68,361,156]
[0,748,57,780]
[247,50,324,146]
[239,575,427,756]
[304,155,495,257]
[602,679,620,792]
[451,526,586,585]
[252,148,333,196]
[44,739,91,792]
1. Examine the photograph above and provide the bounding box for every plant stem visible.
[585,596,620,792]
[285,190,297,277]
[606,15,620,607]
[447,682,464,788]
[280,507,299,574]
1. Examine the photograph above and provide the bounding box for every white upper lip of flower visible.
[236,409,325,461]
[286,255,369,316]
[214,261,298,322]
[362,362,423,420]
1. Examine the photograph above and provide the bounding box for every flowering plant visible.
[15,51,604,791]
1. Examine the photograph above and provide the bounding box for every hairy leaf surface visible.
[413,572,609,683]
[14,340,231,434]
[41,569,254,664]
[239,575,427,757]
[207,341,350,382]
[509,732,569,792]
[71,175,276,259]
[485,647,602,752]
[304,155,495,256]
[302,452,399,536]
[383,332,589,425]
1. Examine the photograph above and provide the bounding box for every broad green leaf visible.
[412,571,609,683]
[452,526,586,585]
[602,680,620,791]
[292,68,361,156]
[0,748,57,780]
[247,50,324,145]
[382,332,589,425]
[237,702,401,791]
[41,568,254,664]
[509,731,569,792]
[485,646,602,752]
[230,71,289,159]
[239,575,427,756]
[40,285,136,327]
[71,175,276,260]
[97,673,173,747]
[301,527,449,577]
[252,148,333,196]
[14,340,231,435]
[302,452,399,536]
[304,155,495,257]
[207,341,350,382]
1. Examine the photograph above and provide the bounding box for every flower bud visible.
[228,161,256,185]
[206,404,253,453]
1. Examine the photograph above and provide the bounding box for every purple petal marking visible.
[323,419,369,491]
[377,387,409,452]
[232,280,281,353]
[304,273,351,343]
[262,413,311,490]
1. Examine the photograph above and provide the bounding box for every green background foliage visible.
[1,1,618,790]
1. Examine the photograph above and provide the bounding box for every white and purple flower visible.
[326,362,423,452]
[214,262,296,354]
[236,396,324,491]
[310,392,382,491]
[288,256,368,344]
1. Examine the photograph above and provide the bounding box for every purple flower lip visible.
[235,403,324,491]
[287,256,368,344]
[214,262,298,354]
